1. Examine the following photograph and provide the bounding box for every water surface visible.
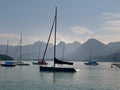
[0,61,120,90]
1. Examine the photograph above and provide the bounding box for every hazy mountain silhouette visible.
[67,39,114,61]
[0,39,120,61]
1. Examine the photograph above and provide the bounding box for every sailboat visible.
[84,48,98,65]
[1,40,16,67]
[40,7,79,72]
[111,52,120,68]
[14,34,30,66]
[32,43,48,65]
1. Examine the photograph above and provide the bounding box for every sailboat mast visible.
[20,33,22,61]
[38,44,41,60]
[89,48,92,60]
[6,40,9,55]
[42,11,55,62]
[54,7,57,67]
[62,43,65,60]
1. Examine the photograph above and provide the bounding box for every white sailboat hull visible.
[14,61,30,66]
[112,63,120,68]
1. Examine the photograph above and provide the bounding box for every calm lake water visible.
[0,61,120,90]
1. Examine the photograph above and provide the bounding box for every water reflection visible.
[40,71,77,90]
[0,61,120,90]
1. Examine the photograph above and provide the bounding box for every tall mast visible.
[6,40,9,55]
[62,43,65,60]
[42,8,56,61]
[38,44,41,60]
[20,33,22,61]
[54,7,57,67]
[89,47,92,60]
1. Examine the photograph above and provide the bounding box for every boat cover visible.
[54,58,73,65]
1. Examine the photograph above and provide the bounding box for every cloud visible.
[54,12,120,44]
[94,34,120,44]
[100,12,120,33]
[100,12,120,20]
[103,20,120,26]
[70,26,94,35]
[0,33,19,45]
[101,20,120,32]
[93,12,120,43]
[0,33,19,39]
[0,33,40,45]
[50,33,76,44]
[24,36,40,44]
[1,12,120,45]
[67,12,120,44]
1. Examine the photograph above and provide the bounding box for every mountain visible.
[0,41,81,60]
[107,42,120,47]
[95,51,120,62]
[56,41,81,59]
[107,42,120,52]
[22,41,53,59]
[0,39,120,61]
[0,54,14,60]
[40,41,81,59]
[67,39,114,61]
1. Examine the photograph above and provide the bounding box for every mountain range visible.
[0,39,120,62]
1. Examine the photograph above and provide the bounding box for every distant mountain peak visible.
[57,41,66,47]
[84,39,105,46]
[86,39,101,43]
[107,41,120,47]
[34,41,43,44]
[58,41,66,45]
[73,41,81,44]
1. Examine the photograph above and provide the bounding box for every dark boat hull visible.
[84,61,98,65]
[1,61,16,67]
[32,62,40,65]
[32,61,48,65]
[112,63,120,68]
[16,64,30,66]
[40,66,79,72]
[1,64,16,67]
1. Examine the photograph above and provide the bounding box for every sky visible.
[0,0,120,45]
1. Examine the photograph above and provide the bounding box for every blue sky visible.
[0,0,120,45]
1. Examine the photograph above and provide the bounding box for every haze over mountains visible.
[0,39,120,62]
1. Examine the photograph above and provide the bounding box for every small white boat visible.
[14,61,30,66]
[14,34,30,66]
[111,63,120,68]
[111,53,120,68]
